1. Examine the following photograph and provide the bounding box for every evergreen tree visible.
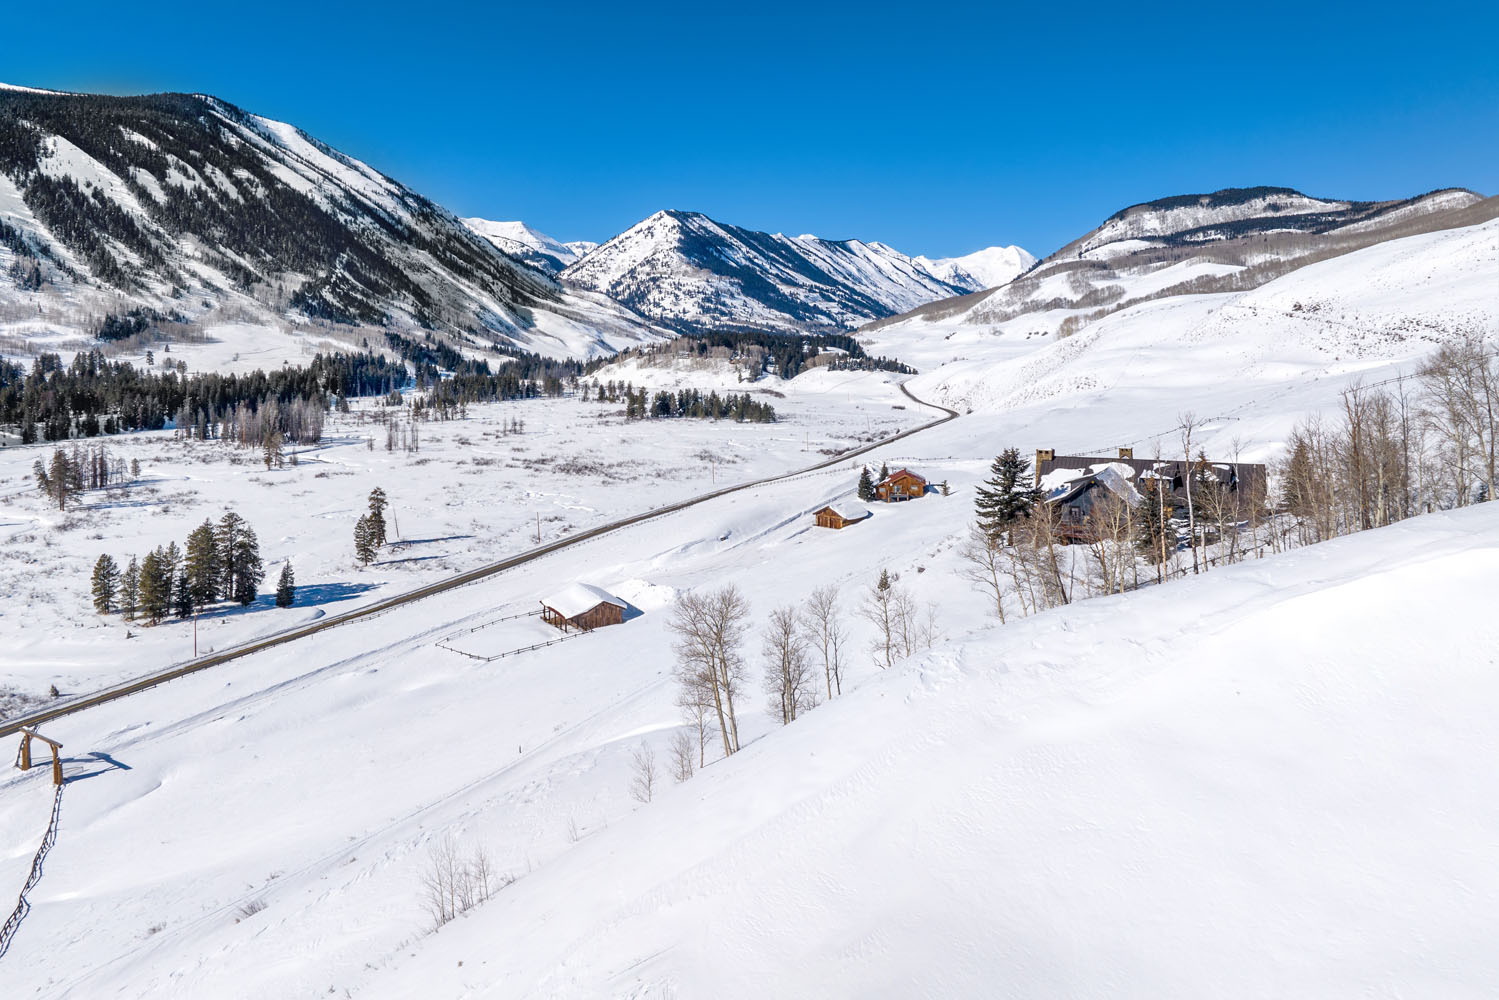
[231,526,263,606]
[974,448,1043,540]
[184,520,220,609]
[121,555,140,621]
[275,561,296,608]
[367,487,388,548]
[354,514,375,565]
[90,554,119,613]
[262,431,284,470]
[161,540,181,590]
[1135,478,1176,567]
[216,511,247,599]
[878,462,889,483]
[173,571,194,618]
[857,467,876,502]
[137,548,171,624]
[48,448,71,510]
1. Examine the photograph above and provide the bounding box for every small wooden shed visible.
[876,469,927,502]
[540,583,626,632]
[814,501,871,529]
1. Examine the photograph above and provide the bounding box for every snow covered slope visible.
[0,87,662,360]
[560,209,982,335]
[863,191,1496,419]
[461,218,595,274]
[913,243,1036,289]
[5,413,1496,997]
[1057,185,1484,261]
[865,212,1499,453]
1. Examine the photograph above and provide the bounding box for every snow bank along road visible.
[0,381,957,739]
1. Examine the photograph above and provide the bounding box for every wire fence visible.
[0,782,65,962]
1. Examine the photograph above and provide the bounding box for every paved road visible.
[0,380,958,738]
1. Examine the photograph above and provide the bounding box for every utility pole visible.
[535,512,541,544]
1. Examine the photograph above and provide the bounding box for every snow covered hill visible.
[560,209,1006,335]
[912,243,1036,290]
[1055,184,1484,262]
[862,190,1497,422]
[461,218,596,274]
[863,221,1499,469]
[0,87,662,360]
[4,402,1496,997]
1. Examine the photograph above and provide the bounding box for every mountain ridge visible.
[0,87,662,359]
[559,208,1024,336]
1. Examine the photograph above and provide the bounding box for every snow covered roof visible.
[819,502,870,522]
[541,583,626,619]
[880,469,927,484]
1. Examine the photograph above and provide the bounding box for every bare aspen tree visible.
[669,586,750,757]
[892,586,918,657]
[959,525,1008,622]
[1179,411,1200,573]
[800,584,848,698]
[421,834,462,928]
[420,835,503,929]
[629,742,658,803]
[1085,489,1134,593]
[763,605,818,724]
[675,681,713,769]
[668,729,696,782]
[916,602,943,650]
[1020,503,1070,607]
[861,569,899,669]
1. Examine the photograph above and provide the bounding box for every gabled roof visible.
[880,468,927,485]
[541,582,626,619]
[818,501,870,522]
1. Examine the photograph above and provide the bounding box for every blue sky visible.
[5,1,1496,257]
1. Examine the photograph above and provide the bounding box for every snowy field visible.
[0,367,922,702]
[1,422,1495,996]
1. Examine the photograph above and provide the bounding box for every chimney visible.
[1118,447,1134,459]
[1035,449,1054,486]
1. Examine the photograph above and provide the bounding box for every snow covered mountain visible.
[0,87,661,359]
[461,218,596,274]
[865,186,1492,352]
[912,244,1036,290]
[560,209,990,335]
[1056,184,1484,262]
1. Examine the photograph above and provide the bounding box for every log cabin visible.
[814,501,871,529]
[875,469,927,502]
[540,583,626,632]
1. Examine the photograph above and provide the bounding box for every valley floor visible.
[0,367,920,702]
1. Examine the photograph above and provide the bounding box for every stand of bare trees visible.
[1276,341,1498,551]
[669,586,750,758]
[420,835,510,930]
[763,606,819,724]
[800,584,847,699]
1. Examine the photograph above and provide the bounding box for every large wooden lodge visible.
[1035,447,1267,544]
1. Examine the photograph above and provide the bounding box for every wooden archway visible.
[15,728,64,786]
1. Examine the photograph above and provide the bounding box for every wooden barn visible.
[540,583,627,632]
[875,469,928,502]
[814,501,871,529]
